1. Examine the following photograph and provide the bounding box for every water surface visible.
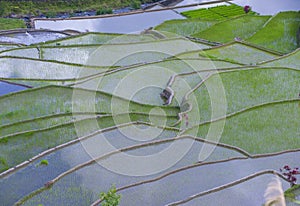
[35,10,185,33]
[0,81,27,96]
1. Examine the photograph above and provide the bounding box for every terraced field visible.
[181,4,257,20]
[0,4,300,206]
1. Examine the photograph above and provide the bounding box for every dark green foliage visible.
[0,0,160,17]
[45,11,57,18]
[96,8,113,15]
[131,0,141,9]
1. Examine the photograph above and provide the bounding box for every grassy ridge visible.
[155,19,218,36]
[191,68,299,123]
[197,101,300,154]
[247,11,300,53]
[193,15,271,43]
[202,42,279,64]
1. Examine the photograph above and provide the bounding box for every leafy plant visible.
[100,185,121,206]
[40,159,49,166]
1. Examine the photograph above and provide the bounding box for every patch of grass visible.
[185,68,300,123]
[202,42,279,64]
[181,4,256,20]
[0,17,26,30]
[0,86,179,126]
[192,15,271,43]
[196,101,299,154]
[247,11,300,53]
[0,112,178,172]
[260,49,300,69]
[155,19,218,36]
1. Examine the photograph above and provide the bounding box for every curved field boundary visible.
[91,155,297,206]
[246,11,300,54]
[0,114,111,140]
[0,28,71,37]
[0,111,178,140]
[181,98,299,135]
[14,137,300,205]
[181,66,300,97]
[167,65,251,88]
[0,37,187,52]
[175,50,245,65]
[0,56,242,83]
[34,32,157,46]
[169,65,300,90]
[203,41,283,56]
[0,56,111,81]
[0,85,180,111]
[202,41,283,57]
[67,56,242,88]
[243,12,278,42]
[154,19,219,40]
[0,112,105,130]
[0,121,179,178]
[13,137,250,205]
[165,170,288,206]
[9,99,291,181]
[171,66,300,124]
[258,48,300,65]
[0,55,113,69]
[185,36,221,46]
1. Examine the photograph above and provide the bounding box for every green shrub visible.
[100,185,121,206]
[131,0,141,9]
[96,8,113,15]
[40,159,49,166]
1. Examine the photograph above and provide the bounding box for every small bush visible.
[96,8,113,15]
[131,1,141,9]
[100,185,121,206]
[40,159,49,166]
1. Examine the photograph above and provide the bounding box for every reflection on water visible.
[0,81,27,96]
[34,0,300,34]
[0,31,67,45]
[35,10,185,33]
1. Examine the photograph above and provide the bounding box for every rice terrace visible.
[0,0,299,205]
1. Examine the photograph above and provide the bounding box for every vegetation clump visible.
[100,185,121,206]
